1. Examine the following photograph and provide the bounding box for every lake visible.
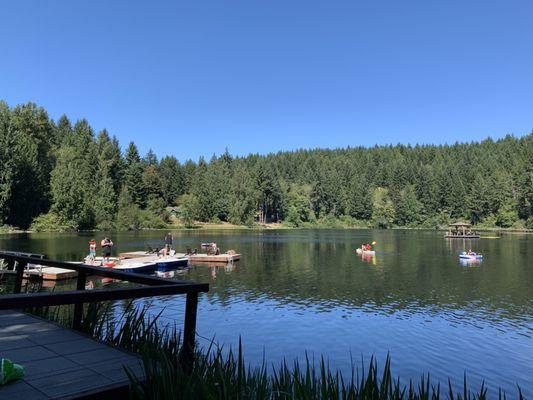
[1,229,532,397]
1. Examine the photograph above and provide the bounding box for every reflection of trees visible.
[2,229,531,324]
[189,230,532,323]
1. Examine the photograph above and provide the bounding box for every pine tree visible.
[0,101,13,225]
[346,176,373,220]
[54,114,73,147]
[117,187,141,230]
[372,187,395,228]
[124,142,147,207]
[395,185,423,226]
[7,102,54,228]
[228,163,256,225]
[159,156,184,204]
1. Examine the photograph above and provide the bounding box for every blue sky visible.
[1,0,532,161]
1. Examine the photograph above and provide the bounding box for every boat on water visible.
[459,252,483,260]
[112,261,158,273]
[355,248,376,256]
[83,253,189,274]
[155,256,189,271]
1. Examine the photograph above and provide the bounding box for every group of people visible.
[86,233,226,264]
[205,242,220,255]
[88,237,114,262]
[360,243,373,251]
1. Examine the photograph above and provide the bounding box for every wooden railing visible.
[0,251,209,369]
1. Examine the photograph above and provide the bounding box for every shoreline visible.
[1,223,531,235]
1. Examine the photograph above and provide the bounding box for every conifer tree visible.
[124,142,147,207]
[8,103,54,228]
[159,156,184,204]
[0,101,13,225]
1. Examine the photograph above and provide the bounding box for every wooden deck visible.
[444,234,480,239]
[0,310,143,399]
[188,253,241,264]
[119,251,241,265]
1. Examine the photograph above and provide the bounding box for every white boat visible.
[356,248,376,256]
[459,252,483,260]
[113,261,157,273]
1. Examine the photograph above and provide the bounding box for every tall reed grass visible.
[28,303,524,400]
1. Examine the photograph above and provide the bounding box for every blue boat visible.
[114,262,158,274]
[156,256,189,271]
[459,252,483,260]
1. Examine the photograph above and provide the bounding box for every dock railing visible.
[0,251,209,370]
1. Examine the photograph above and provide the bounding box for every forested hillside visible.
[1,101,532,231]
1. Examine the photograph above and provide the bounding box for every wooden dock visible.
[0,266,79,281]
[120,251,241,265]
[188,253,241,264]
[0,250,209,398]
[39,267,78,280]
[4,254,188,281]
[0,310,143,399]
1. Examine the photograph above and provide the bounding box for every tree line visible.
[0,101,532,231]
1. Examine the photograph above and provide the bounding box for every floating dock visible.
[188,253,241,264]
[0,266,79,281]
[2,254,188,281]
[38,267,78,280]
[119,250,240,265]
[444,234,480,238]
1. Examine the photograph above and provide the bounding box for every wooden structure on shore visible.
[0,251,209,399]
[444,222,480,238]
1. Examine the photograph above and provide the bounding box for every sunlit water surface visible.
[1,229,532,397]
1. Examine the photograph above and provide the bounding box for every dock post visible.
[13,261,27,294]
[72,272,87,331]
[180,291,199,372]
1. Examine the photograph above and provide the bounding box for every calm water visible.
[1,229,532,397]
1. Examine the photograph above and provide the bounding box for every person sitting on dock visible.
[101,237,114,263]
[205,242,219,255]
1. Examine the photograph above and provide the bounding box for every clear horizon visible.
[1,0,532,160]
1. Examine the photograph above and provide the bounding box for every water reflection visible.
[459,258,483,268]
[0,229,532,397]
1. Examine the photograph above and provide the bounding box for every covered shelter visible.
[445,222,480,238]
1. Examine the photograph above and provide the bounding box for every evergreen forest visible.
[1,101,532,232]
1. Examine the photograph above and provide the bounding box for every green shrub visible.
[0,225,19,233]
[139,209,168,229]
[30,212,78,232]
[495,204,518,228]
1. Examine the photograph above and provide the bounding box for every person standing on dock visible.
[163,232,173,256]
[101,237,114,263]
[88,239,96,262]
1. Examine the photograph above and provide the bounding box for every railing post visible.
[180,291,199,372]
[13,261,27,294]
[72,272,87,331]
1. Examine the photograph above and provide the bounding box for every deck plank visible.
[0,311,143,399]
